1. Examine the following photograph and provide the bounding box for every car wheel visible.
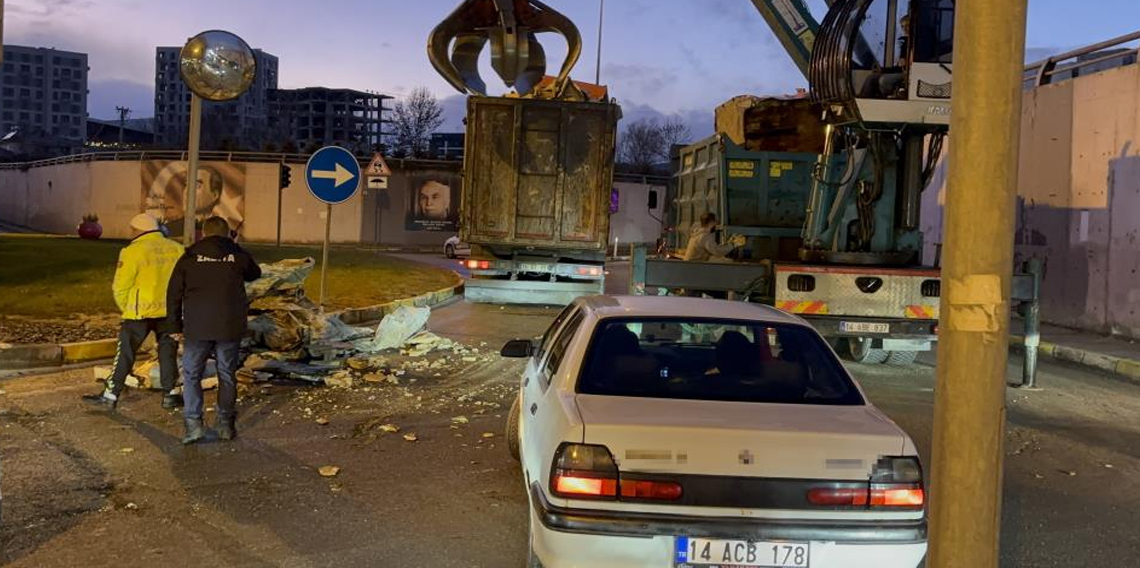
[886,350,918,366]
[445,244,456,259]
[846,337,888,364]
[507,394,522,461]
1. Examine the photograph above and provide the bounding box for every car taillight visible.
[465,259,491,270]
[550,443,682,501]
[575,266,603,276]
[807,457,924,510]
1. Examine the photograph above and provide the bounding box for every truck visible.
[645,94,945,364]
[458,94,621,305]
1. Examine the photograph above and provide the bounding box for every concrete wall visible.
[922,63,1140,338]
[0,158,463,247]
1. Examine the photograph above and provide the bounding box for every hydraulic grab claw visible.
[428,0,582,97]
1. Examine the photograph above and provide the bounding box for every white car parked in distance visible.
[444,235,470,259]
[501,295,926,568]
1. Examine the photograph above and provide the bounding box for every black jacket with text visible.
[167,236,262,342]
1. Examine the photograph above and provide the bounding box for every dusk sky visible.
[7,0,1139,135]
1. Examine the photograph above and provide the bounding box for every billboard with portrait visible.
[405,177,459,232]
[141,161,246,238]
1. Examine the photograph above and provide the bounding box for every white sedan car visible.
[444,235,470,259]
[501,295,926,568]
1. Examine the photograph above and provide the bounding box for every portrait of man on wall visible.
[141,161,246,239]
[405,177,458,231]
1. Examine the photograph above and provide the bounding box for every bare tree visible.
[618,116,693,173]
[391,87,445,158]
[657,116,692,161]
[618,119,664,173]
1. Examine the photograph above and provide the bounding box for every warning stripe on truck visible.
[776,301,829,315]
[905,305,937,319]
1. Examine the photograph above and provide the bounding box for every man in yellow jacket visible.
[83,213,185,410]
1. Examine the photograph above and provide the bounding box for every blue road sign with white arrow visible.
[305,146,361,205]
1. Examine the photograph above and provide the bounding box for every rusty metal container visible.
[461,96,620,259]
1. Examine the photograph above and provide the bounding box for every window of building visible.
[1,88,11,96]
[2,112,11,120]
[19,89,29,97]
[53,56,61,65]
[20,64,31,73]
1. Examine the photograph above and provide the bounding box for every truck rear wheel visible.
[845,338,888,365]
[886,350,919,366]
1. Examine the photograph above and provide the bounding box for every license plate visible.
[518,262,551,272]
[675,537,810,568]
[840,321,890,334]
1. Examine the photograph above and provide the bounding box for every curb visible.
[336,272,464,325]
[0,273,465,372]
[1010,335,1140,384]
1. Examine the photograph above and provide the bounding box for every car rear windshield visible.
[577,318,864,406]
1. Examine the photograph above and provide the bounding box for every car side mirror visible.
[647,190,659,210]
[501,339,535,358]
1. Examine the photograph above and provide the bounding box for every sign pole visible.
[319,203,332,310]
[184,93,202,245]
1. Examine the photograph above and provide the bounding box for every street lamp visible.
[178,30,256,245]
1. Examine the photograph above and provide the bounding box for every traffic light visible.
[278,164,292,189]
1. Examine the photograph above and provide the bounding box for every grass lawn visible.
[0,235,459,318]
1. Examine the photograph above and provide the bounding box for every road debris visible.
[319,466,341,477]
[451,416,469,424]
[403,433,419,442]
[316,417,330,425]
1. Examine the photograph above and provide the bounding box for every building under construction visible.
[268,87,391,154]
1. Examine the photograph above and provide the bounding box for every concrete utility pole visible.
[115,106,131,146]
[928,0,1028,567]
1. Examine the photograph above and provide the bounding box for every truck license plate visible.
[675,537,809,567]
[840,321,890,334]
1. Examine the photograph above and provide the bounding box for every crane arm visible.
[747,0,824,79]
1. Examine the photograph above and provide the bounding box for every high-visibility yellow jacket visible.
[112,231,185,320]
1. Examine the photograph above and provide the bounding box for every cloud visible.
[437,94,467,132]
[87,79,154,120]
[603,63,679,102]
[617,100,715,142]
[7,0,94,19]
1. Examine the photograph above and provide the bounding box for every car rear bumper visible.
[532,483,926,543]
[530,483,927,568]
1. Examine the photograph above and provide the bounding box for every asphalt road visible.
[1,254,1137,567]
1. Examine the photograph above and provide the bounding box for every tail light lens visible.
[550,443,682,502]
[807,456,924,510]
[575,266,603,277]
[465,259,491,270]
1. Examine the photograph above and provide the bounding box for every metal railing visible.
[1024,30,1140,88]
[0,149,460,171]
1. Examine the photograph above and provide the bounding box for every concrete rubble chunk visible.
[323,370,355,389]
[318,465,340,477]
[355,306,431,353]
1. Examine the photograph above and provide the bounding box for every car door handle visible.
[530,403,538,416]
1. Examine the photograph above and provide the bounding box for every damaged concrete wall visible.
[922,63,1140,338]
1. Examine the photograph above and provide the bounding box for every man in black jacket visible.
[167,216,262,444]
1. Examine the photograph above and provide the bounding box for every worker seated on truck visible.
[683,213,746,262]
[681,213,746,299]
